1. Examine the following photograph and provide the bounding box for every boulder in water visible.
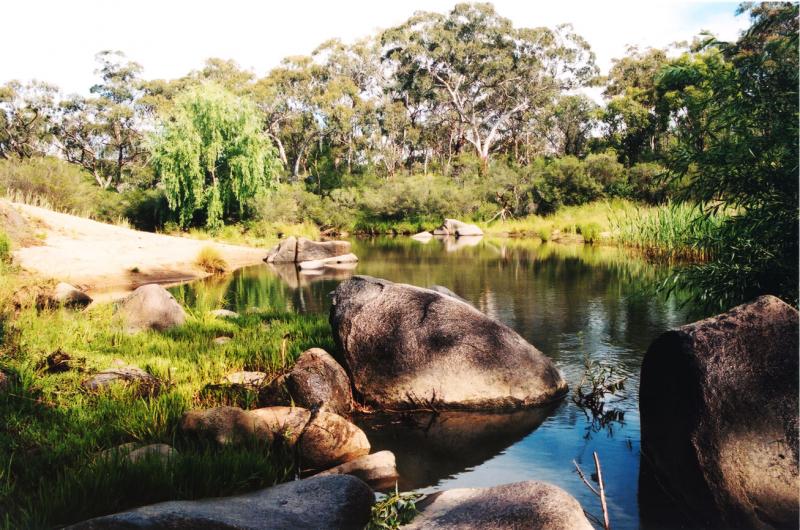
[330,276,567,411]
[405,481,593,529]
[432,219,483,237]
[640,295,799,529]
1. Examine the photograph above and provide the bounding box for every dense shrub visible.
[0,157,99,212]
[628,162,669,204]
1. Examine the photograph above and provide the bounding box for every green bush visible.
[578,222,602,244]
[0,157,99,213]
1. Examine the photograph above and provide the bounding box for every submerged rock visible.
[406,481,592,529]
[260,348,353,415]
[432,219,483,237]
[116,284,186,333]
[179,405,369,470]
[82,366,162,396]
[316,450,399,490]
[640,295,799,529]
[330,276,567,411]
[65,474,374,530]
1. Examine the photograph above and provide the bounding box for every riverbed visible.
[173,236,707,529]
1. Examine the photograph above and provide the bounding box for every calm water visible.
[175,236,705,529]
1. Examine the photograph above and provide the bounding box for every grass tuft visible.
[195,246,228,274]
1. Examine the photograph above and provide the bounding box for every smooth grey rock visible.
[433,219,483,237]
[179,406,369,470]
[82,366,162,396]
[330,276,567,411]
[298,253,359,270]
[116,284,186,333]
[316,450,398,490]
[65,474,374,529]
[411,231,433,242]
[210,309,239,319]
[52,282,93,308]
[406,481,593,529]
[295,238,351,262]
[260,348,353,416]
[100,443,177,465]
[640,295,799,529]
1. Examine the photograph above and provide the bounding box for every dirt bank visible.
[4,201,266,296]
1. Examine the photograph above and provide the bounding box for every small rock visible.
[52,282,93,308]
[298,253,359,270]
[100,443,178,465]
[406,481,593,530]
[411,231,433,242]
[37,349,77,373]
[261,348,353,415]
[83,366,162,396]
[179,406,370,470]
[116,284,186,333]
[316,450,398,490]
[210,309,239,319]
[224,371,268,387]
[213,336,232,345]
[64,474,374,530]
[432,219,483,237]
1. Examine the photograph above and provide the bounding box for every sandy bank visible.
[5,202,266,297]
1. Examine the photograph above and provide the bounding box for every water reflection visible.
[174,236,704,530]
[357,406,557,491]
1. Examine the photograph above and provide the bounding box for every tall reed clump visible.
[195,246,228,273]
[610,202,728,262]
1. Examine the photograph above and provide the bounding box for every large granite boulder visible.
[116,284,186,333]
[432,219,483,237]
[405,481,593,529]
[65,474,374,529]
[260,348,353,416]
[179,406,370,470]
[640,295,799,529]
[330,276,567,411]
[265,237,352,263]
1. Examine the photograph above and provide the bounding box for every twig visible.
[594,451,611,530]
[573,459,599,497]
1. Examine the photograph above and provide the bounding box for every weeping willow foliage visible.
[150,83,280,229]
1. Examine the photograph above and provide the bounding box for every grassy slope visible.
[0,269,332,528]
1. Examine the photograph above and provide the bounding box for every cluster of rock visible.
[264,236,358,271]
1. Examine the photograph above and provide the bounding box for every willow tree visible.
[150,83,280,229]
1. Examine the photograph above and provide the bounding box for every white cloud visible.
[1,0,749,96]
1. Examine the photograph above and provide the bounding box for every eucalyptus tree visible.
[601,46,669,165]
[149,83,280,229]
[381,3,596,165]
[0,80,58,159]
[56,51,147,188]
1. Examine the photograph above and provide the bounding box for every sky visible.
[1,1,750,97]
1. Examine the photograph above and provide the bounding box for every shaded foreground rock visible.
[116,284,186,333]
[406,481,592,530]
[83,366,162,396]
[316,450,398,490]
[179,406,369,469]
[65,474,374,530]
[330,276,567,411]
[261,348,353,416]
[265,236,353,263]
[640,295,799,529]
[432,218,483,237]
[100,443,178,465]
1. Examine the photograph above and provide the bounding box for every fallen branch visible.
[573,452,611,530]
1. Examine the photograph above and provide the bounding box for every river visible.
[173,236,707,529]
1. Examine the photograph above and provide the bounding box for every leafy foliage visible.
[150,84,280,229]
[367,486,422,529]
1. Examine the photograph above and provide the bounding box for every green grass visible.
[0,277,333,528]
[0,231,9,263]
[174,220,321,249]
[609,202,729,261]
